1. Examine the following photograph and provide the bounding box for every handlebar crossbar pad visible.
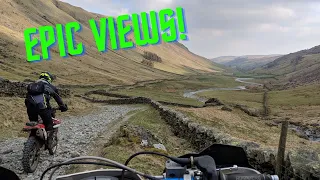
[225,174,278,180]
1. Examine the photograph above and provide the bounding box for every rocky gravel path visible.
[0,105,140,180]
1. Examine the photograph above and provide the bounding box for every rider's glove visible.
[60,104,68,112]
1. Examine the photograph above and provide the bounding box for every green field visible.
[268,84,320,106]
[198,84,320,107]
[232,72,277,79]
[196,83,320,125]
[198,90,264,109]
[113,75,243,106]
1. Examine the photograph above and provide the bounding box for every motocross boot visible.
[47,130,55,151]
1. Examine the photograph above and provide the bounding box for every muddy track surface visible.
[0,105,141,180]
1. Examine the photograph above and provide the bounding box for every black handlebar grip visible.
[224,174,279,180]
[194,156,218,180]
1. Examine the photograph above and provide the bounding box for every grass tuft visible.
[101,107,193,175]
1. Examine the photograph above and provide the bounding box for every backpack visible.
[27,81,45,95]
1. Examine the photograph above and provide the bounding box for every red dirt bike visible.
[21,107,62,173]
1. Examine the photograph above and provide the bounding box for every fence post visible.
[263,90,269,116]
[276,120,289,179]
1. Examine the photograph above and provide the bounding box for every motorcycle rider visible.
[25,72,68,151]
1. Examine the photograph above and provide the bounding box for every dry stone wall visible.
[149,101,319,179]
[0,79,71,98]
[83,90,201,108]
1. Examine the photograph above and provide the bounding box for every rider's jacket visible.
[25,79,64,109]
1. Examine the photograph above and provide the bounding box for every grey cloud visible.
[62,0,320,58]
[169,0,320,57]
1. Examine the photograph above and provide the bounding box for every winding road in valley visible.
[183,78,262,102]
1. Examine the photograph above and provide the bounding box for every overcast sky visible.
[60,0,320,58]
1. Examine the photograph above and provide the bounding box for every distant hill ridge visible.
[211,54,283,70]
[253,45,320,84]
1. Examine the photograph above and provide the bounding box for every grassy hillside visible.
[0,0,218,85]
[253,45,320,84]
[211,55,282,71]
[176,106,319,151]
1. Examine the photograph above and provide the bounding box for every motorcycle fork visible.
[29,130,37,137]
[29,130,45,149]
[53,128,59,146]
[45,129,58,148]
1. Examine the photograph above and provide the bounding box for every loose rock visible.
[221,105,232,111]
[1,149,13,154]
[203,98,224,107]
[71,152,80,158]
[153,144,167,152]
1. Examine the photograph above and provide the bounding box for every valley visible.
[1,73,319,179]
[211,54,283,71]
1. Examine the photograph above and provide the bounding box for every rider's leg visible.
[39,108,53,130]
[25,100,39,122]
[39,108,54,149]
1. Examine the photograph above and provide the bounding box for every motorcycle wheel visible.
[48,129,58,155]
[22,136,41,173]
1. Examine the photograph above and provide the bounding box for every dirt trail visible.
[0,105,141,180]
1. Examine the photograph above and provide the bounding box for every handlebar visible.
[222,174,279,180]
[48,155,279,180]
[51,107,62,118]
[51,104,68,112]
[54,168,279,180]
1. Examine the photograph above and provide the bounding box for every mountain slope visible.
[253,45,320,84]
[211,55,282,70]
[211,56,236,64]
[0,0,218,85]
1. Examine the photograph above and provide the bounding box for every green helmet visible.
[39,72,55,83]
